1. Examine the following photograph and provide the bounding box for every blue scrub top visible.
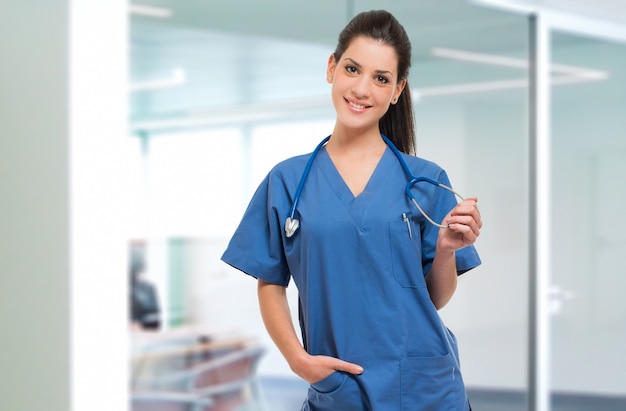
[222,142,481,411]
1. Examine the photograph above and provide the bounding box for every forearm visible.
[425,249,457,310]
[425,197,482,309]
[257,279,308,372]
[257,279,364,382]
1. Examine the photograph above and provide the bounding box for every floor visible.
[244,377,626,411]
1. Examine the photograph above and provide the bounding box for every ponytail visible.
[380,81,415,155]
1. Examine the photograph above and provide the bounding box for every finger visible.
[463,197,482,221]
[446,215,481,243]
[449,223,478,244]
[448,217,476,235]
[450,202,482,230]
[332,359,364,375]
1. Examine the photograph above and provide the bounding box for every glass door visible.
[405,6,531,410]
[549,31,626,409]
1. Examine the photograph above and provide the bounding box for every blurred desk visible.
[130,327,265,411]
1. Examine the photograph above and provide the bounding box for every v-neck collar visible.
[318,145,395,207]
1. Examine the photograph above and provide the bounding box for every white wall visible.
[0,3,71,409]
[0,2,129,410]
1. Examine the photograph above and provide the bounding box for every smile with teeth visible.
[346,98,370,110]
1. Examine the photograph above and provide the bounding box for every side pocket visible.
[306,372,361,410]
[310,371,347,394]
[400,354,468,410]
[389,220,425,288]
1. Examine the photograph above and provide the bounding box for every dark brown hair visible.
[333,10,416,154]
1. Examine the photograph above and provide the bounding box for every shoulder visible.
[268,136,329,176]
[271,152,311,174]
[259,136,329,188]
[397,151,446,177]
[264,151,314,186]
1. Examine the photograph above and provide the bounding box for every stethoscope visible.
[285,134,464,237]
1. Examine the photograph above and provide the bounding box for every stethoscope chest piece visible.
[285,217,300,238]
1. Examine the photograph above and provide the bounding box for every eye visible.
[376,75,390,84]
[345,65,358,74]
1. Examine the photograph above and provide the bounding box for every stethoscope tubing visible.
[383,134,465,228]
[285,134,463,236]
[287,135,330,222]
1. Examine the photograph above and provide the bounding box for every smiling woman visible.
[221,10,482,411]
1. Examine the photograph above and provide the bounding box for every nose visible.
[351,76,370,99]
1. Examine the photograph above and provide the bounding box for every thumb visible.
[333,358,364,375]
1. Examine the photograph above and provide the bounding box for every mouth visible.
[345,98,371,110]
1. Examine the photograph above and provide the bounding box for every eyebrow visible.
[344,57,393,75]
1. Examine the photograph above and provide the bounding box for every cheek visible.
[378,90,395,105]
[330,86,346,109]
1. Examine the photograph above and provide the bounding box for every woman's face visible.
[327,36,406,134]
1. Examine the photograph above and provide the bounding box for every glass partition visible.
[550,31,626,409]
[404,10,530,410]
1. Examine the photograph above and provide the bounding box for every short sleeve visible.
[420,169,482,276]
[221,173,291,287]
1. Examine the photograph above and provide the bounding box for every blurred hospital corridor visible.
[2,1,626,410]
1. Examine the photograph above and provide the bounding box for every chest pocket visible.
[389,219,426,288]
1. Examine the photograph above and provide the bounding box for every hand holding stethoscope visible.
[436,196,482,252]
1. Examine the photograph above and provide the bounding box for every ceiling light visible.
[416,47,609,97]
[130,68,186,92]
[431,47,608,80]
[128,4,173,18]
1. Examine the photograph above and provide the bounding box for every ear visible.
[326,54,337,84]
[392,78,407,105]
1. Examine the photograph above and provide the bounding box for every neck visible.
[327,125,384,154]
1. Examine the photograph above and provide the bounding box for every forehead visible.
[340,36,399,73]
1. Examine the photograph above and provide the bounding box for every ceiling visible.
[129,0,626,134]
[130,1,527,52]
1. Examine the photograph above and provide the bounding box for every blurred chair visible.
[188,345,266,411]
[132,390,213,411]
[132,336,254,386]
[132,343,266,411]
